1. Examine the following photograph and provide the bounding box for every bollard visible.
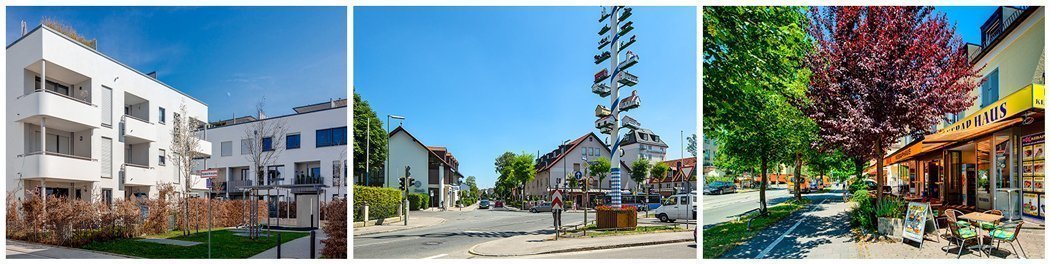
[309,230,316,259]
[311,213,315,229]
[276,233,282,259]
[363,203,370,227]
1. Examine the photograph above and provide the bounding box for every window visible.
[262,137,274,151]
[316,127,348,147]
[102,189,112,207]
[241,139,251,155]
[980,69,1000,108]
[221,141,232,156]
[286,134,300,149]
[158,107,166,124]
[158,149,166,166]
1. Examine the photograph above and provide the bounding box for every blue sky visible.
[937,6,1000,44]
[355,6,698,189]
[6,6,347,121]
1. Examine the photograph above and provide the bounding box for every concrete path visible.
[250,230,327,259]
[512,241,697,259]
[354,216,445,236]
[469,231,694,257]
[6,239,133,259]
[139,238,202,246]
[704,188,793,229]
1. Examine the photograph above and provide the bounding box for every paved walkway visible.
[250,230,327,259]
[6,239,133,259]
[469,231,694,257]
[353,216,445,236]
[720,193,1045,259]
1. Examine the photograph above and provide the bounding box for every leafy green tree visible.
[506,152,536,206]
[589,157,611,193]
[630,158,652,194]
[650,162,670,192]
[353,93,387,186]
[704,6,811,214]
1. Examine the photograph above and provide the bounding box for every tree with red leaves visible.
[806,6,980,201]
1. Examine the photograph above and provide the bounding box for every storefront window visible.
[976,138,992,193]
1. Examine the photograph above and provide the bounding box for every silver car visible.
[530,202,553,213]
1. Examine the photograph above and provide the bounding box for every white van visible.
[653,192,696,222]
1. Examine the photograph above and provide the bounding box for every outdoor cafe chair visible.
[988,221,1026,259]
[944,209,982,258]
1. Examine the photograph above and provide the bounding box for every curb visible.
[7,239,141,259]
[353,217,446,237]
[467,237,695,257]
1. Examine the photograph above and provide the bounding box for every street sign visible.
[575,171,583,181]
[551,189,564,210]
[199,169,219,179]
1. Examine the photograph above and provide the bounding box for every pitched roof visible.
[535,132,631,173]
[619,128,669,147]
[388,126,458,171]
[653,157,697,183]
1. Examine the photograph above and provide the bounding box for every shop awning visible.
[923,117,1024,143]
[883,141,951,165]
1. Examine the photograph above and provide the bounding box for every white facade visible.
[385,129,429,194]
[201,103,348,203]
[384,126,463,208]
[6,25,209,203]
[528,133,640,198]
[619,129,668,167]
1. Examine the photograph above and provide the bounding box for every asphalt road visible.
[703,187,794,229]
[353,208,585,259]
[514,241,697,259]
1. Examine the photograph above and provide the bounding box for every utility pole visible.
[593,6,640,208]
[366,118,370,186]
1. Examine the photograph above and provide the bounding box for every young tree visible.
[686,134,698,157]
[704,6,811,214]
[168,102,207,236]
[506,153,536,206]
[589,157,611,195]
[493,152,517,200]
[630,158,653,194]
[650,162,670,193]
[241,98,288,239]
[353,93,387,186]
[806,6,979,201]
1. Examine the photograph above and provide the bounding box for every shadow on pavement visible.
[366,229,556,240]
[721,194,852,259]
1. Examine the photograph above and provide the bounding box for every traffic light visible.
[399,178,406,190]
[408,178,417,188]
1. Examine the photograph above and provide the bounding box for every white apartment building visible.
[619,128,668,166]
[200,99,347,224]
[528,133,637,201]
[384,126,463,209]
[6,25,210,203]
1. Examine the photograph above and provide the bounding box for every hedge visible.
[353,186,402,222]
[408,193,429,211]
[320,198,347,259]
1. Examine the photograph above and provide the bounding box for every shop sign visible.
[939,84,1044,133]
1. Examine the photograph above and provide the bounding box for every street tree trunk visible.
[875,141,885,202]
[759,155,769,214]
[794,152,802,203]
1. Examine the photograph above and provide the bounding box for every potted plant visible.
[875,197,906,237]
[596,205,638,229]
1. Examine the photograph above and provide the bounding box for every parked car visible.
[704,182,736,195]
[479,199,491,209]
[530,202,553,213]
[653,192,696,222]
[494,201,505,208]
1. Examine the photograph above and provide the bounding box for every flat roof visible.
[8,25,207,106]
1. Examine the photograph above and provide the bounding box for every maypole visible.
[593,6,641,209]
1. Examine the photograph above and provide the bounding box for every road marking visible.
[754,197,829,259]
[423,253,448,259]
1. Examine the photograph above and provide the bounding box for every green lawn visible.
[562,224,684,238]
[82,229,309,258]
[702,199,809,259]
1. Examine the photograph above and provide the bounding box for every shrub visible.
[849,189,877,230]
[408,193,429,211]
[875,196,906,219]
[320,198,347,259]
[353,186,402,222]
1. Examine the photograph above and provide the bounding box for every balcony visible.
[122,163,155,186]
[226,179,254,192]
[18,152,100,183]
[13,90,100,130]
[193,140,212,156]
[122,115,156,143]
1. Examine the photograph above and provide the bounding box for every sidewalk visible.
[353,216,445,236]
[469,231,694,257]
[249,230,326,259]
[720,195,1046,259]
[6,239,133,259]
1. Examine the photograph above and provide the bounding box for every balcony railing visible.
[125,162,150,169]
[18,88,94,106]
[123,114,149,124]
[295,175,324,185]
[24,150,94,161]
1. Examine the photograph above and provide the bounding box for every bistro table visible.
[958,212,1004,256]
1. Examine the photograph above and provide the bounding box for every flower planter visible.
[596,206,638,229]
[877,217,903,237]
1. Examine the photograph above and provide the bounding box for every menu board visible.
[1021,132,1045,219]
[902,202,931,245]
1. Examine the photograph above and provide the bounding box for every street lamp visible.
[386,115,405,187]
